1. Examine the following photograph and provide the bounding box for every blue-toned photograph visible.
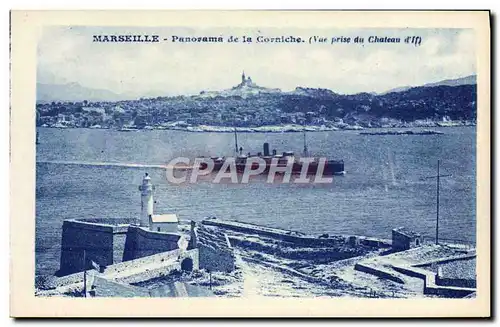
[35,26,477,299]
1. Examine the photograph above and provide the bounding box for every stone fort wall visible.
[191,223,235,272]
[123,225,180,261]
[51,248,199,290]
[58,218,180,276]
[59,218,136,275]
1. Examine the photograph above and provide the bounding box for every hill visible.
[382,75,476,95]
[36,76,477,130]
[36,82,131,103]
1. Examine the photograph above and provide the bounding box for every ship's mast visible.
[303,123,308,157]
[234,127,239,155]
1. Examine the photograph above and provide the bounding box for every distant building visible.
[392,227,422,251]
[150,214,179,233]
[240,70,255,87]
[199,71,281,97]
[346,235,359,247]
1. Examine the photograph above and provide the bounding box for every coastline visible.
[39,120,475,133]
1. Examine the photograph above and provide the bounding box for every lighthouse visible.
[138,173,155,227]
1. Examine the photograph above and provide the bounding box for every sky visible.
[37,26,476,97]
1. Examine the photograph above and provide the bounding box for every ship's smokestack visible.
[263,142,270,156]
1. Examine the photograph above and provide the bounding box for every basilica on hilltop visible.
[199,71,281,98]
[238,71,256,87]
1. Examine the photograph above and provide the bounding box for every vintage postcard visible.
[10,10,490,317]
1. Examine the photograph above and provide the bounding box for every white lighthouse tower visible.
[138,173,155,227]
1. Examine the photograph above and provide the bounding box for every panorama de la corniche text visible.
[92,34,403,44]
[91,35,304,43]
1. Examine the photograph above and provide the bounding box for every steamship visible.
[199,129,345,176]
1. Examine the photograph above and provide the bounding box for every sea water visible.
[35,127,476,275]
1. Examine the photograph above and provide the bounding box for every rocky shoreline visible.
[40,120,475,133]
[359,130,445,136]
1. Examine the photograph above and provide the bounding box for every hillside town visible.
[36,72,477,132]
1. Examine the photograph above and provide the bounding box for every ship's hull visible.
[200,159,345,176]
[197,139,345,176]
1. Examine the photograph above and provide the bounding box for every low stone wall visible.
[357,262,475,298]
[392,265,430,280]
[203,219,344,247]
[425,284,476,298]
[416,254,476,289]
[202,219,391,248]
[115,249,199,284]
[435,275,476,288]
[105,249,182,277]
[392,264,476,298]
[414,253,476,268]
[354,263,405,284]
[51,248,199,290]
